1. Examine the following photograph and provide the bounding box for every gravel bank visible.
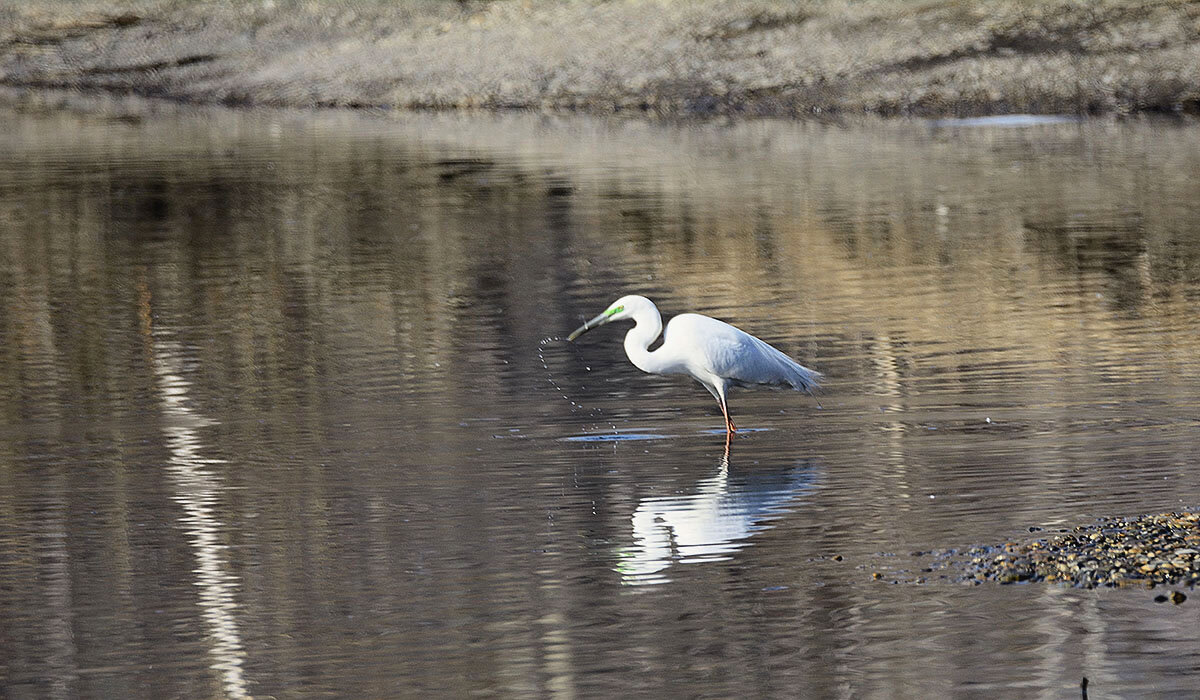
[957,512,1200,589]
[3,0,1200,116]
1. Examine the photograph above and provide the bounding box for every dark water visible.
[3,101,1200,698]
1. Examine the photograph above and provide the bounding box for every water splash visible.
[538,335,609,431]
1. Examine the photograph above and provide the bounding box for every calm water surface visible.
[2,102,1200,698]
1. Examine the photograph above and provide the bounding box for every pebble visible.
[953,512,1200,590]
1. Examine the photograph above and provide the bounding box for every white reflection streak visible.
[619,460,741,581]
[151,334,250,699]
[617,458,815,583]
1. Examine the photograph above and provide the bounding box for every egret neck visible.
[622,301,671,375]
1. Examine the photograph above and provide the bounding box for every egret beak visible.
[567,311,612,341]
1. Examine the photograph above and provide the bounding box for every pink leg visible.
[719,397,737,435]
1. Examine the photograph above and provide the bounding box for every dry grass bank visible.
[2,0,1199,116]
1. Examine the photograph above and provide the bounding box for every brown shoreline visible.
[3,0,1200,117]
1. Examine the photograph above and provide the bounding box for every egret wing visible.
[666,313,820,392]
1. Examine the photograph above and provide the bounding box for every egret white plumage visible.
[567,295,820,437]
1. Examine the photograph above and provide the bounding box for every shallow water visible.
[2,102,1200,697]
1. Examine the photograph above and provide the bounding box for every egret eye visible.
[607,305,624,316]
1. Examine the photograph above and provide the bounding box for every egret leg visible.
[702,378,737,435]
[717,394,737,435]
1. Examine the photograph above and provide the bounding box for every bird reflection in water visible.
[615,449,820,585]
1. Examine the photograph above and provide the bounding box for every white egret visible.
[567,295,820,437]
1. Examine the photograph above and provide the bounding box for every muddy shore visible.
[3,0,1199,117]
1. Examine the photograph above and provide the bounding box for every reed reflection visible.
[616,448,820,585]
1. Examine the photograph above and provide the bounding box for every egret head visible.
[567,295,648,341]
